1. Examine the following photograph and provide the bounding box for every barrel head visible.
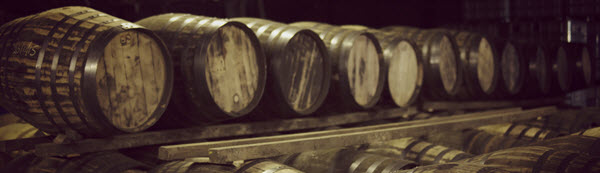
[347,34,381,107]
[477,37,496,94]
[436,35,459,95]
[96,30,167,132]
[205,24,261,115]
[500,43,521,95]
[389,41,420,107]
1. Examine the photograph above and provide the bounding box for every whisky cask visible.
[361,137,473,165]
[463,130,531,155]
[381,26,462,100]
[395,163,511,173]
[477,123,561,141]
[0,123,45,141]
[341,25,423,107]
[231,18,330,117]
[518,43,551,97]
[151,159,303,173]
[3,152,149,173]
[462,146,600,173]
[488,39,522,98]
[566,43,594,89]
[136,14,266,126]
[276,148,416,173]
[531,135,600,156]
[437,29,499,99]
[0,6,173,137]
[547,43,573,94]
[527,109,594,134]
[574,127,600,138]
[290,21,385,111]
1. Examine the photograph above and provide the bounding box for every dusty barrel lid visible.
[554,45,572,92]
[93,28,172,133]
[500,42,524,95]
[434,33,460,95]
[533,46,551,94]
[387,39,422,106]
[202,21,264,115]
[475,37,497,94]
[345,33,382,107]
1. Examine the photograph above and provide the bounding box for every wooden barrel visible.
[0,123,44,141]
[488,39,522,98]
[0,113,24,127]
[547,43,574,93]
[340,25,423,107]
[3,152,149,173]
[531,135,600,156]
[151,159,303,173]
[360,137,473,165]
[0,6,173,137]
[518,42,552,98]
[567,43,595,89]
[477,123,561,141]
[461,146,600,173]
[290,21,385,111]
[463,130,531,155]
[436,29,499,99]
[574,127,600,138]
[276,148,417,173]
[230,18,330,117]
[395,163,511,173]
[136,14,266,126]
[381,26,462,100]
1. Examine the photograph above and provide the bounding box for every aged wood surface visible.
[205,107,552,163]
[290,21,384,110]
[232,18,330,116]
[0,6,171,136]
[421,97,563,111]
[98,31,166,132]
[500,42,521,94]
[33,107,417,156]
[136,14,265,124]
[157,107,518,160]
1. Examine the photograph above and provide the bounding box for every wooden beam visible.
[421,97,563,111]
[207,106,556,163]
[0,136,52,152]
[158,107,521,160]
[34,107,417,157]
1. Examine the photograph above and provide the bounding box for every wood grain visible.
[500,43,520,94]
[205,25,260,113]
[347,35,380,106]
[98,31,165,132]
[477,37,495,92]
[390,41,420,106]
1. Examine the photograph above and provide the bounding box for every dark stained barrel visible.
[461,146,600,173]
[276,148,417,173]
[230,18,330,117]
[290,21,385,111]
[0,6,173,137]
[9,152,150,173]
[526,109,595,134]
[341,25,423,107]
[547,43,574,93]
[151,159,303,173]
[441,30,499,99]
[395,163,511,173]
[381,26,462,100]
[361,137,473,165]
[463,130,531,155]
[523,44,552,97]
[136,14,266,126]
[531,135,600,156]
[566,43,595,89]
[477,123,561,141]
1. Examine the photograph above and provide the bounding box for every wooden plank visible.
[207,106,556,163]
[421,97,563,111]
[0,136,52,152]
[158,107,521,160]
[34,107,417,156]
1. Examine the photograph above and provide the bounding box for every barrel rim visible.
[427,30,463,97]
[82,26,173,133]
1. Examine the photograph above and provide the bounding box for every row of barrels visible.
[0,6,595,138]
